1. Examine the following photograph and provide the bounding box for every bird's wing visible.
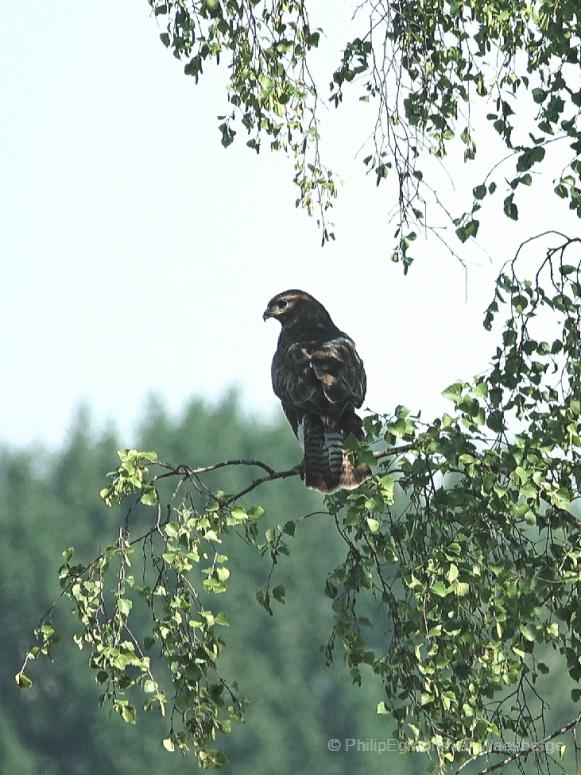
[309,336,366,408]
[272,334,369,492]
[273,335,366,422]
[272,342,323,417]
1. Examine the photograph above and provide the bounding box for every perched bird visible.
[263,289,370,493]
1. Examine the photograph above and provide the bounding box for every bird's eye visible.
[278,300,288,309]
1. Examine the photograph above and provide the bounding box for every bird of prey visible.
[263,289,370,493]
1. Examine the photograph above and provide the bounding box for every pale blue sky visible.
[1,1,578,448]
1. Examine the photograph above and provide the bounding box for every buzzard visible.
[263,289,370,493]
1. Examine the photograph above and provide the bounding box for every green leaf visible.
[138,450,158,463]
[247,505,265,519]
[503,194,518,220]
[442,382,464,403]
[447,563,459,583]
[230,506,248,521]
[432,581,450,598]
[140,486,158,506]
[473,381,488,398]
[15,672,33,688]
[519,624,535,642]
[456,218,479,242]
[118,598,133,616]
[378,474,395,504]
[272,585,285,603]
[119,703,137,724]
[551,487,571,510]
[215,566,230,582]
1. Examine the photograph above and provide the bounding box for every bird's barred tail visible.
[302,416,371,494]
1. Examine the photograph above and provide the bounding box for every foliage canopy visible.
[150,0,580,265]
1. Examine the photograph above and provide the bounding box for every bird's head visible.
[262,290,330,327]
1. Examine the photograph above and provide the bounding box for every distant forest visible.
[4,395,575,773]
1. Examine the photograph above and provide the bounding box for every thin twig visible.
[455,713,581,774]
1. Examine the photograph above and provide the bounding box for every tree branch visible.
[153,441,417,505]
[454,713,581,775]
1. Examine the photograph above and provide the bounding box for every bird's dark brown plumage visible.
[263,289,370,493]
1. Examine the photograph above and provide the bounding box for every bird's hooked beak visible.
[262,308,272,322]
